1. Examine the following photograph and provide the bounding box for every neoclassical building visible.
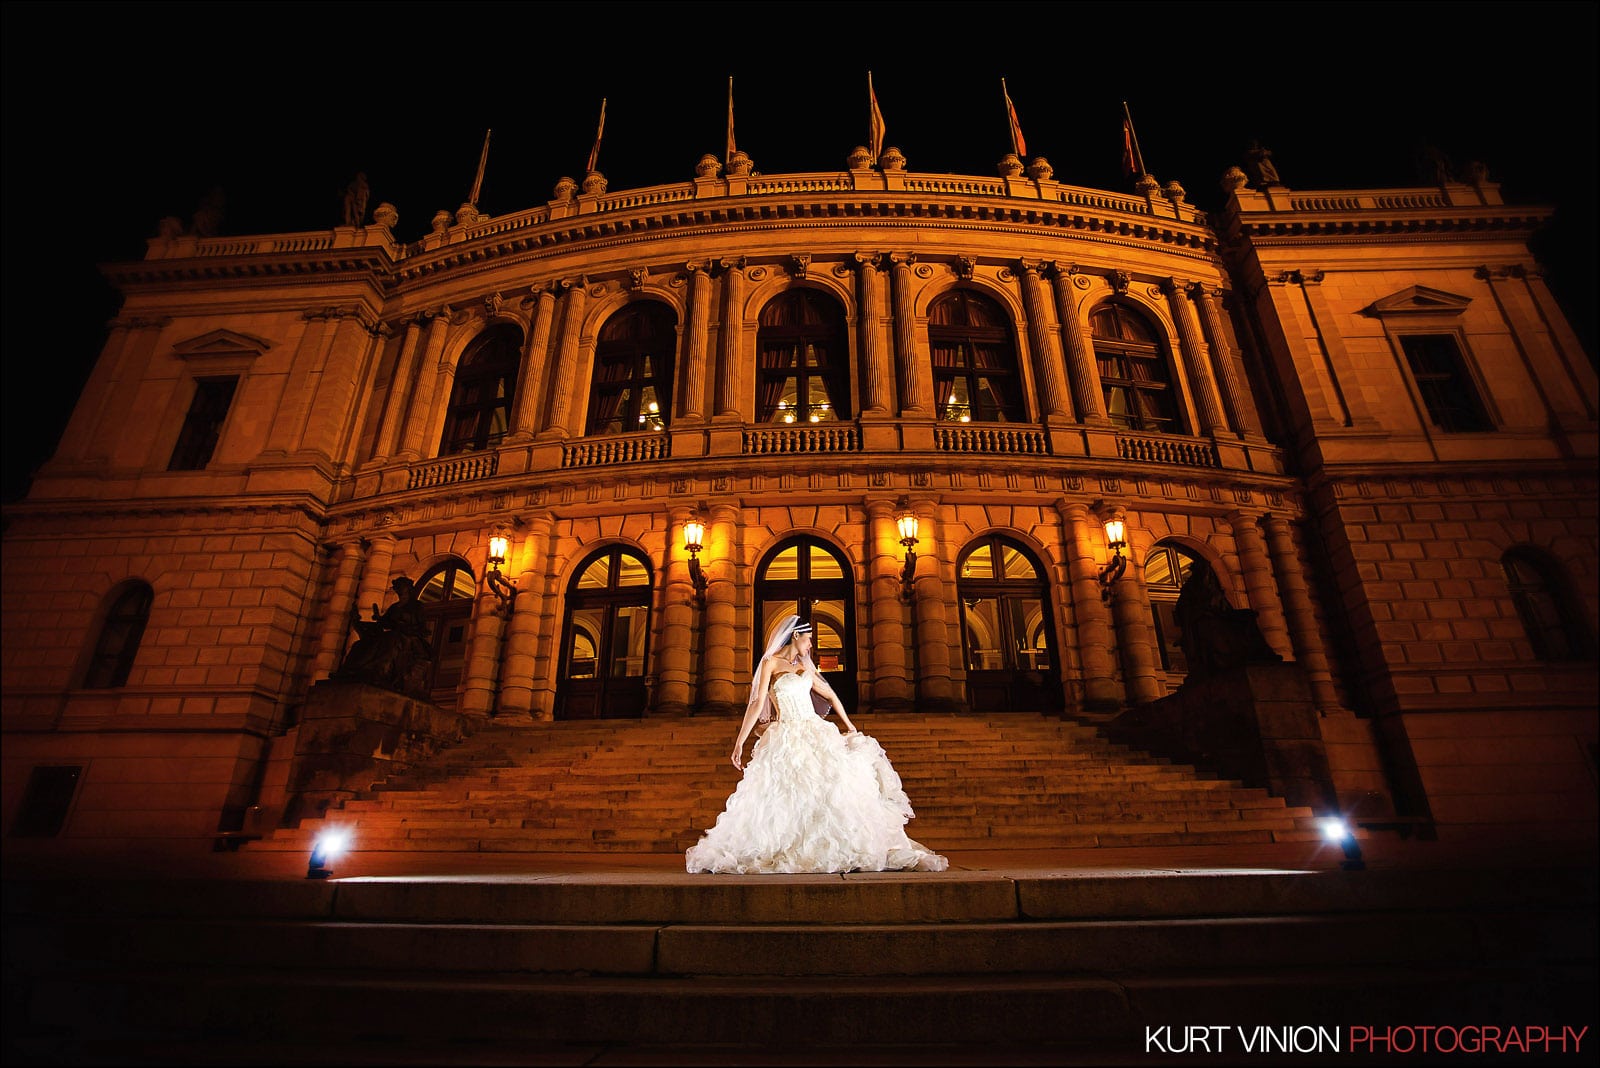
[3,145,1595,850]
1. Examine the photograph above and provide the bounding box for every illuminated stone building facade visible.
[3,147,1595,850]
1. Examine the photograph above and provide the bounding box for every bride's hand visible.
[730,748,744,771]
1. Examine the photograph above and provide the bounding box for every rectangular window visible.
[1399,335,1490,432]
[167,376,239,470]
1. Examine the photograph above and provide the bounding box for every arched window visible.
[558,546,653,719]
[414,558,477,704]
[956,535,1061,712]
[1144,541,1202,675]
[82,581,154,688]
[928,289,1025,423]
[439,325,521,455]
[755,536,855,714]
[1502,549,1592,661]
[756,289,850,424]
[587,302,677,435]
[1091,303,1183,433]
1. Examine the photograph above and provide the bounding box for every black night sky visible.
[3,0,1595,505]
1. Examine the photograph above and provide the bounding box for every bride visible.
[685,614,948,874]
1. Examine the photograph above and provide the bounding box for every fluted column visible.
[1192,284,1257,437]
[1056,501,1121,708]
[396,311,452,459]
[1262,514,1339,712]
[301,312,377,459]
[699,503,741,712]
[370,317,424,461]
[865,498,911,709]
[655,505,697,714]
[499,512,554,718]
[509,284,558,439]
[910,498,956,709]
[1021,261,1072,420]
[1109,548,1163,704]
[681,262,712,421]
[1226,510,1293,660]
[855,253,892,414]
[264,311,335,455]
[715,258,745,417]
[541,279,589,436]
[1165,278,1228,436]
[350,533,397,628]
[1049,265,1109,424]
[311,539,364,680]
[459,579,506,716]
[888,254,926,413]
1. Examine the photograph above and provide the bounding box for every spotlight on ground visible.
[306,829,350,879]
[1320,816,1365,871]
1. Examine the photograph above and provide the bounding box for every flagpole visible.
[725,76,736,164]
[1003,78,1026,159]
[585,98,607,174]
[868,71,885,164]
[468,128,492,206]
[1122,100,1148,176]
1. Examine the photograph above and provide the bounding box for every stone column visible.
[540,280,588,437]
[716,258,745,417]
[1262,514,1339,712]
[1021,261,1072,420]
[264,311,334,455]
[699,502,741,712]
[396,310,452,459]
[87,316,170,464]
[855,253,891,414]
[1193,284,1259,436]
[310,539,365,681]
[1226,509,1293,660]
[500,512,555,720]
[350,533,397,626]
[300,312,377,460]
[865,498,912,709]
[681,262,711,421]
[655,505,698,714]
[1109,549,1163,705]
[57,318,138,462]
[1056,501,1121,709]
[1521,267,1600,412]
[509,284,558,439]
[888,254,926,413]
[1050,266,1109,424]
[370,317,424,461]
[459,582,506,716]
[1165,277,1228,436]
[910,498,956,709]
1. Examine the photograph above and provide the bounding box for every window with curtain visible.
[756,289,850,424]
[1399,334,1492,432]
[587,301,677,435]
[928,289,1024,423]
[438,324,522,455]
[1091,303,1183,433]
[82,582,154,688]
[1502,548,1591,661]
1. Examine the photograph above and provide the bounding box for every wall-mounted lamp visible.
[1320,816,1366,871]
[897,511,920,602]
[486,534,518,616]
[683,518,708,601]
[1098,516,1128,603]
[306,828,349,879]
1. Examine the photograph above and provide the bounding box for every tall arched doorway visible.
[754,537,856,716]
[957,535,1063,713]
[414,558,476,706]
[557,545,653,719]
[1144,540,1203,680]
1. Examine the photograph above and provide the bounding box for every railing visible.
[745,175,854,195]
[561,433,670,467]
[902,175,1009,197]
[743,425,861,455]
[1115,431,1218,467]
[1056,188,1154,215]
[935,425,1049,454]
[407,451,499,489]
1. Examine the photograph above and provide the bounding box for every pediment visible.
[1366,285,1471,317]
[171,328,273,359]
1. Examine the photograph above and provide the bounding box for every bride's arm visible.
[731,656,775,770]
[810,669,856,733]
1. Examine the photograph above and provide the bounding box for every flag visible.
[725,76,736,163]
[1003,78,1026,158]
[468,128,492,205]
[585,98,607,174]
[1120,100,1146,178]
[868,71,886,163]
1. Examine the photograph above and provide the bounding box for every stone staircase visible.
[250,713,1331,855]
[5,864,1595,1064]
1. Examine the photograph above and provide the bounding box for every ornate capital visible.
[888,252,917,268]
[853,251,883,269]
[718,256,747,274]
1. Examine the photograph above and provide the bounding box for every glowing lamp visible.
[306,828,349,879]
[684,517,708,599]
[897,509,919,602]
[485,533,517,616]
[1320,816,1366,871]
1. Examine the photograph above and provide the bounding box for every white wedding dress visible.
[686,669,948,874]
